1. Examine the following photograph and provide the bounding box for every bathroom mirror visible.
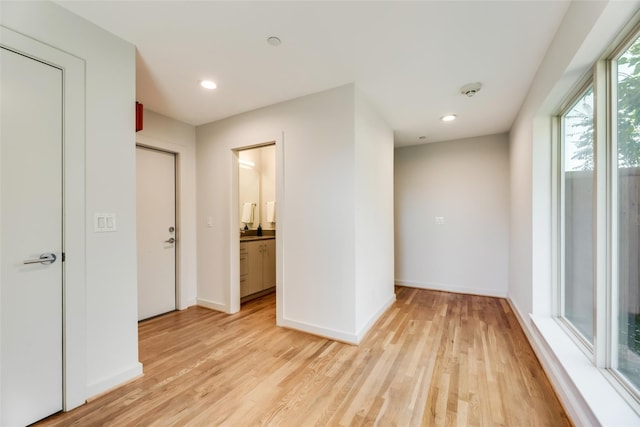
[238,145,275,230]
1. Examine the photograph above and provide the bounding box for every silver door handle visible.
[165,238,175,244]
[23,253,57,265]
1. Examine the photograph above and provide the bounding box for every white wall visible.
[196,84,394,343]
[1,0,141,401]
[354,88,396,335]
[395,134,510,297]
[510,0,640,320]
[136,109,197,309]
[509,1,640,425]
[509,0,611,320]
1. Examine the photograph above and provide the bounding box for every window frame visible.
[606,25,640,408]
[554,19,640,410]
[556,78,597,355]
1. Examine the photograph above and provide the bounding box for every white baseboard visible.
[278,317,359,344]
[506,298,597,427]
[279,293,396,345]
[507,297,640,427]
[85,362,143,400]
[356,293,396,343]
[196,298,228,313]
[395,279,507,298]
[178,298,196,310]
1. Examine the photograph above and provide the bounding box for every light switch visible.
[207,216,213,228]
[94,213,117,232]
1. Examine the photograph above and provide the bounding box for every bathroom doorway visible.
[236,144,276,310]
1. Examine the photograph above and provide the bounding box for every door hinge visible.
[62,252,65,262]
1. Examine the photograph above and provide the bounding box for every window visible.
[560,87,595,344]
[615,33,640,391]
[557,28,640,402]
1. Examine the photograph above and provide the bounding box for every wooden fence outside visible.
[566,167,640,315]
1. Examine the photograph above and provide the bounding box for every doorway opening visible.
[235,143,276,311]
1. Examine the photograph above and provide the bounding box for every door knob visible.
[23,253,57,265]
[165,237,175,244]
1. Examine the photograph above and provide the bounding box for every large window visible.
[557,28,640,400]
[561,87,595,344]
[615,33,640,391]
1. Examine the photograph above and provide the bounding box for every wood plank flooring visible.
[35,287,572,426]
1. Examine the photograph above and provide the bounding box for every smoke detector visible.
[267,36,282,46]
[460,82,482,97]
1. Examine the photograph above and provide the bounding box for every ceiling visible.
[55,1,570,147]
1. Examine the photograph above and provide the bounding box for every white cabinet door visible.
[240,243,249,297]
[241,239,276,298]
[1,47,63,427]
[247,241,264,295]
[262,240,276,289]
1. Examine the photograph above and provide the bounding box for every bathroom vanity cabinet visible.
[240,237,275,301]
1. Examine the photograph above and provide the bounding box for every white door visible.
[1,48,63,426]
[136,147,176,320]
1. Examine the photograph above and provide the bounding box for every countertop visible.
[240,235,275,242]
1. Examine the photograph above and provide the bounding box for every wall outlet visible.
[435,216,445,225]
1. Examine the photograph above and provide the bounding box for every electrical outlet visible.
[435,216,445,225]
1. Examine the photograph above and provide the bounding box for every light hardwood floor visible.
[36,287,572,426]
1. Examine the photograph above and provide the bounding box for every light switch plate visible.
[94,213,117,232]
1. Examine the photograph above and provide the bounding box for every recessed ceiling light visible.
[441,114,457,122]
[200,80,217,90]
[267,36,282,47]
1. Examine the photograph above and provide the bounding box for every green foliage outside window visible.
[617,36,640,168]
[568,36,640,170]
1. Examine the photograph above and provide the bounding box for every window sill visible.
[528,314,640,426]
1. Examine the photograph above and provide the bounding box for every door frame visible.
[135,144,180,312]
[136,140,186,310]
[230,140,281,316]
[0,27,87,411]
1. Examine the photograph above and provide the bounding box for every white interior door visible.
[136,147,176,321]
[1,47,63,426]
